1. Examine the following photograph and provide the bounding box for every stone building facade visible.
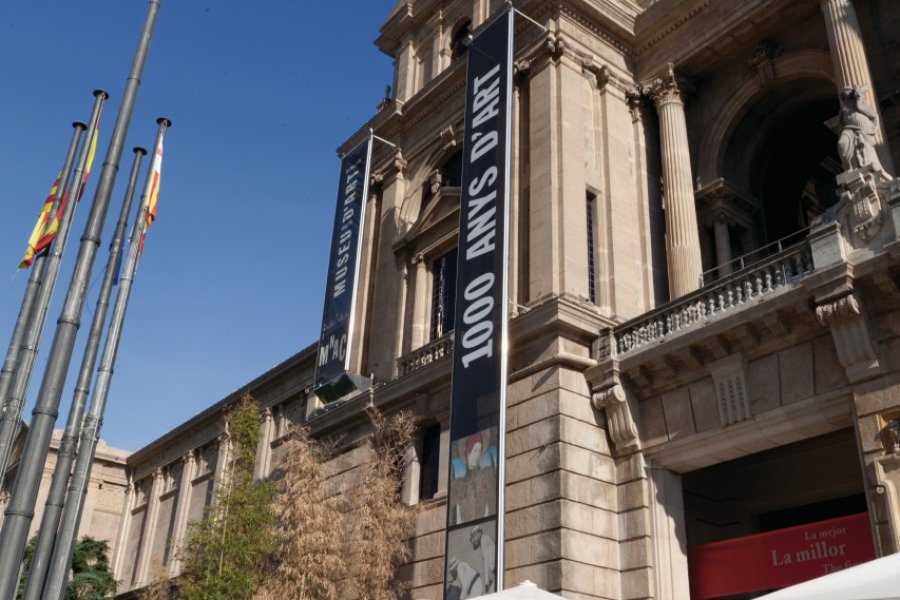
[0,428,129,555]
[113,0,900,598]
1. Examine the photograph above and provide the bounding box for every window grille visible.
[431,248,458,339]
[586,192,597,303]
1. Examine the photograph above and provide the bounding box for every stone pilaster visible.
[647,461,691,600]
[133,468,163,587]
[395,38,417,103]
[350,184,381,375]
[645,64,703,298]
[168,453,195,576]
[111,477,135,582]
[211,432,231,499]
[821,0,894,172]
[366,151,407,380]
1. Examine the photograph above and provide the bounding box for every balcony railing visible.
[397,332,454,377]
[613,239,814,356]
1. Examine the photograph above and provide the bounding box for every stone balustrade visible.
[614,241,814,356]
[397,332,454,377]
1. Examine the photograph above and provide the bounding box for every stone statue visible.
[838,86,889,179]
[825,85,900,243]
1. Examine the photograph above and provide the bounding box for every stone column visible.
[410,253,430,349]
[646,64,703,298]
[393,254,409,377]
[133,468,164,587]
[254,407,274,480]
[821,0,894,172]
[168,452,195,576]
[400,443,421,506]
[713,218,733,277]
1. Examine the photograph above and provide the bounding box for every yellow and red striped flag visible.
[139,139,163,255]
[19,119,101,269]
[19,176,61,269]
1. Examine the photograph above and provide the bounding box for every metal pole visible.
[22,147,147,600]
[0,122,86,480]
[45,118,170,600]
[0,1,161,592]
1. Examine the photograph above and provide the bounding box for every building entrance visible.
[682,430,871,598]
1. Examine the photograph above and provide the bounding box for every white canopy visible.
[468,581,566,600]
[757,552,900,600]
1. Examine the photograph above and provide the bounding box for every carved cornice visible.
[634,0,717,56]
[555,2,633,56]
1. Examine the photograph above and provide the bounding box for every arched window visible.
[450,20,472,61]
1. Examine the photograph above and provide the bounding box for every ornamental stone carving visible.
[643,62,690,106]
[815,292,881,382]
[591,384,640,452]
[749,41,784,87]
[825,86,900,245]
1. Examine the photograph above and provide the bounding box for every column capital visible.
[259,406,273,424]
[181,451,195,466]
[151,467,164,482]
[643,63,692,107]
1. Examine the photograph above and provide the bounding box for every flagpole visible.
[0,121,87,480]
[44,118,170,600]
[0,91,107,481]
[22,146,147,600]
[0,0,161,591]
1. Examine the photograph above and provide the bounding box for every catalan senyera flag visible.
[139,140,163,255]
[19,176,62,269]
[18,119,101,269]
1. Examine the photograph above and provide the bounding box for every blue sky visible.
[0,1,394,450]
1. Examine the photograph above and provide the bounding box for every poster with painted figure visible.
[445,519,498,600]
[448,426,498,526]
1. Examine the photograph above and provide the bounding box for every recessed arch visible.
[697,50,836,186]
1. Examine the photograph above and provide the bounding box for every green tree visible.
[176,394,276,600]
[18,536,117,600]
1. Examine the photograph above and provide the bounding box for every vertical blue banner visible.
[314,137,373,401]
[444,8,513,599]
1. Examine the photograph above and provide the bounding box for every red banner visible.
[688,512,874,599]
